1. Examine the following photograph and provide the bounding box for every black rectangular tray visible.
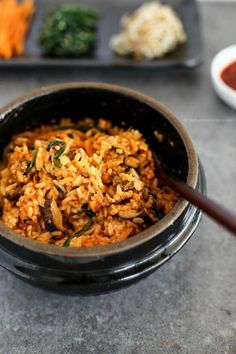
[0,0,202,68]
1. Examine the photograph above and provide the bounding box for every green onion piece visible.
[25,150,38,174]
[47,140,66,168]
[63,218,94,247]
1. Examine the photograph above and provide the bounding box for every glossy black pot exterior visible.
[0,83,205,295]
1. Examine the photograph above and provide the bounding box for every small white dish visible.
[211,45,236,110]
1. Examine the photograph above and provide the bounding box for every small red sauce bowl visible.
[211,45,236,109]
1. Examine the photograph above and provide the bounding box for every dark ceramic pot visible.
[0,83,206,295]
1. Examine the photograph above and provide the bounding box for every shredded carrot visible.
[0,0,35,59]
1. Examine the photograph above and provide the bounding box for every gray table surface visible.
[0,2,236,354]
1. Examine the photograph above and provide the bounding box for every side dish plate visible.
[0,0,202,68]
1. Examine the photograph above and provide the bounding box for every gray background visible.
[0,2,236,354]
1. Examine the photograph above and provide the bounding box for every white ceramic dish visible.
[211,45,236,110]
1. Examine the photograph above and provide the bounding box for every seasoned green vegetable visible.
[39,4,98,57]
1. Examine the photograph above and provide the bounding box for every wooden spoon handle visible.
[165,175,236,236]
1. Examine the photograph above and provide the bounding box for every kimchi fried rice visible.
[0,118,178,248]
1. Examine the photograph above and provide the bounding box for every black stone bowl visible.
[0,83,206,295]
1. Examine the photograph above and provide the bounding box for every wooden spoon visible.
[155,158,236,236]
